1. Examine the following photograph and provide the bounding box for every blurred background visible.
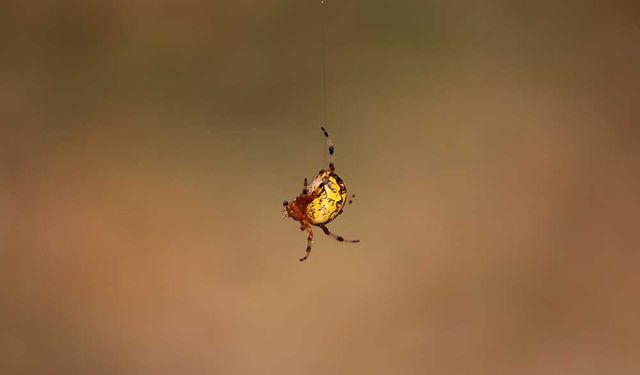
[2,1,639,374]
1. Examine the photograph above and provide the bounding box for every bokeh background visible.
[2,1,640,374]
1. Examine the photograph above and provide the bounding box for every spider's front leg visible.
[299,222,314,262]
[302,178,308,194]
[317,223,359,243]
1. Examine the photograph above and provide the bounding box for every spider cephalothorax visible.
[283,127,359,261]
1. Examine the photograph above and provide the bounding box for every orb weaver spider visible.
[283,127,359,262]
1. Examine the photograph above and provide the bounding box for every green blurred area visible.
[2,1,640,374]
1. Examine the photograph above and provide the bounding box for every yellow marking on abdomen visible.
[306,174,346,225]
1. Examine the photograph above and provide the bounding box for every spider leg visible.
[321,127,335,172]
[302,178,308,194]
[299,223,314,261]
[339,194,355,215]
[317,223,359,243]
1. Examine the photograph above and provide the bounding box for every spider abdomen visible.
[305,172,347,225]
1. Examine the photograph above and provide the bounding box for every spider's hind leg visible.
[321,127,335,171]
[318,224,359,243]
[299,223,314,261]
[340,194,356,215]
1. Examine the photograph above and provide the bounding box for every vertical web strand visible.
[321,0,327,126]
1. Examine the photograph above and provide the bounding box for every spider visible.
[283,127,359,262]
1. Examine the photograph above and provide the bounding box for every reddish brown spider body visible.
[287,194,314,223]
[283,128,359,261]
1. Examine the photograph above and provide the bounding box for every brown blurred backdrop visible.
[2,1,640,374]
